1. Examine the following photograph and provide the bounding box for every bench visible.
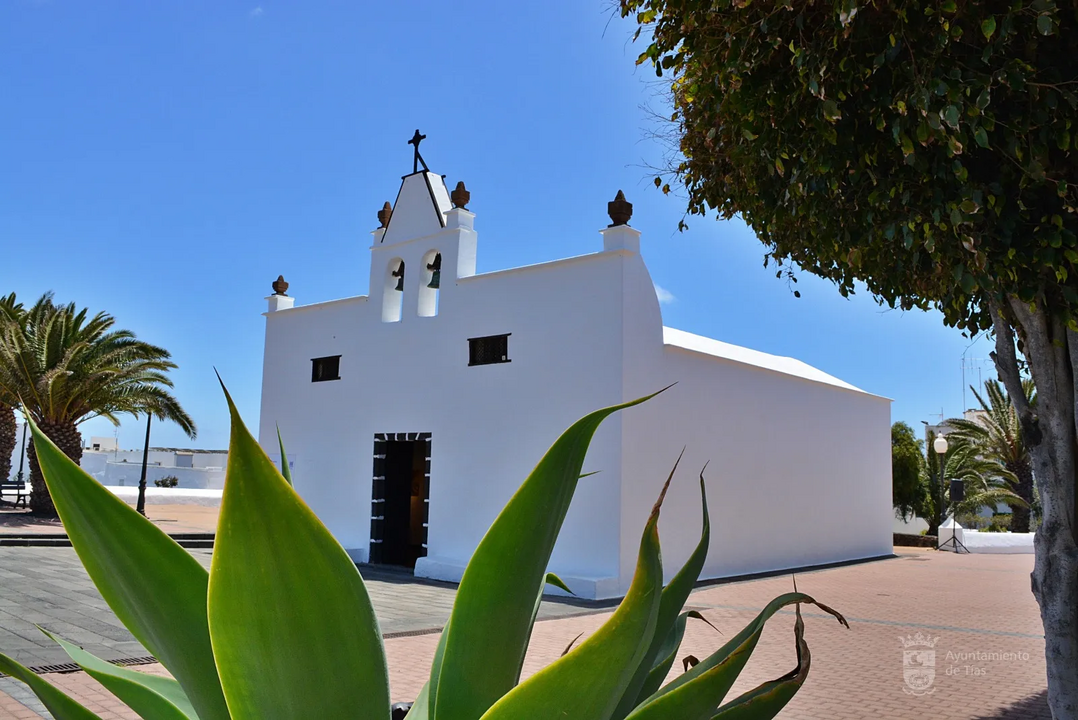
[0,480,27,508]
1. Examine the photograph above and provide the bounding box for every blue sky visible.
[1,0,996,451]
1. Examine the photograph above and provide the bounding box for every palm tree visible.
[0,294,195,517]
[0,293,25,484]
[945,379,1037,532]
[919,429,1028,536]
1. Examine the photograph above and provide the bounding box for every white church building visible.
[258,137,892,599]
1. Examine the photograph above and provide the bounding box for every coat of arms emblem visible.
[901,632,939,695]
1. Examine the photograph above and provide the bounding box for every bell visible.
[426,254,441,289]
[391,261,405,291]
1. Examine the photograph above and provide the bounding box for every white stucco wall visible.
[618,347,892,591]
[257,168,893,599]
[260,251,630,596]
[605,244,891,593]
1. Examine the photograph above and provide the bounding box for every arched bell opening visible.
[382,258,405,323]
[418,250,441,317]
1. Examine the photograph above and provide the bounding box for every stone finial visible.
[377,201,393,229]
[272,275,289,296]
[451,181,470,210]
[608,190,633,227]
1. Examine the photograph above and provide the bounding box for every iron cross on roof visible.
[408,129,429,173]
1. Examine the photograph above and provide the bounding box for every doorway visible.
[370,433,430,568]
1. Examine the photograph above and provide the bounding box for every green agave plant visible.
[0,387,847,719]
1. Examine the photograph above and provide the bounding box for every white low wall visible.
[962,531,1035,554]
[85,460,225,490]
[893,512,930,535]
[106,487,223,507]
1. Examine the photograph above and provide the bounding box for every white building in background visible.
[80,447,228,489]
[5,426,227,490]
[257,138,893,599]
[87,436,119,453]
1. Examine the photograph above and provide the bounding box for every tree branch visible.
[990,299,1032,418]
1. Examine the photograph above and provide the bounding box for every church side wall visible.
[620,347,893,586]
[258,253,627,598]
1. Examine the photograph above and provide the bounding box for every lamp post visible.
[136,414,152,517]
[15,421,27,483]
[933,433,949,548]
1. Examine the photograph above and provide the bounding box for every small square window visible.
[468,334,510,366]
[312,355,341,382]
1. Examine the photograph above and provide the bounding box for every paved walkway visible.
[0,547,597,667]
[0,548,1050,719]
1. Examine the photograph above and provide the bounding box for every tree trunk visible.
[26,420,82,518]
[0,405,15,483]
[1009,459,1035,534]
[990,300,1078,719]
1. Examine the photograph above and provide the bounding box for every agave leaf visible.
[517,571,578,681]
[207,386,389,719]
[0,652,102,720]
[433,389,667,720]
[626,593,847,720]
[276,426,293,486]
[531,572,576,630]
[407,622,451,720]
[26,418,230,720]
[613,460,708,719]
[479,476,669,720]
[544,571,574,595]
[405,682,431,720]
[561,632,586,657]
[710,605,811,720]
[638,610,690,701]
[43,630,198,720]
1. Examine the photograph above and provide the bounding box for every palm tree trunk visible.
[0,405,15,483]
[1011,461,1035,533]
[26,420,83,518]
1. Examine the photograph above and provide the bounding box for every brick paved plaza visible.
[0,548,1048,719]
[0,503,219,538]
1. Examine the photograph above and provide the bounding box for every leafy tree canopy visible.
[621,0,1077,333]
[891,421,925,519]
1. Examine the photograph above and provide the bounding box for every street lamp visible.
[14,421,28,483]
[136,413,152,517]
[933,433,949,550]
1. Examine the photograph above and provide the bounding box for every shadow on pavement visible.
[974,690,1050,719]
[0,508,62,531]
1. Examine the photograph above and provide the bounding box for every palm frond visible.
[0,294,194,437]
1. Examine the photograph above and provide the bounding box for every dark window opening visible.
[468,334,510,366]
[311,355,341,382]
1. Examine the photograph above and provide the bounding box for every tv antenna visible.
[961,354,988,412]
